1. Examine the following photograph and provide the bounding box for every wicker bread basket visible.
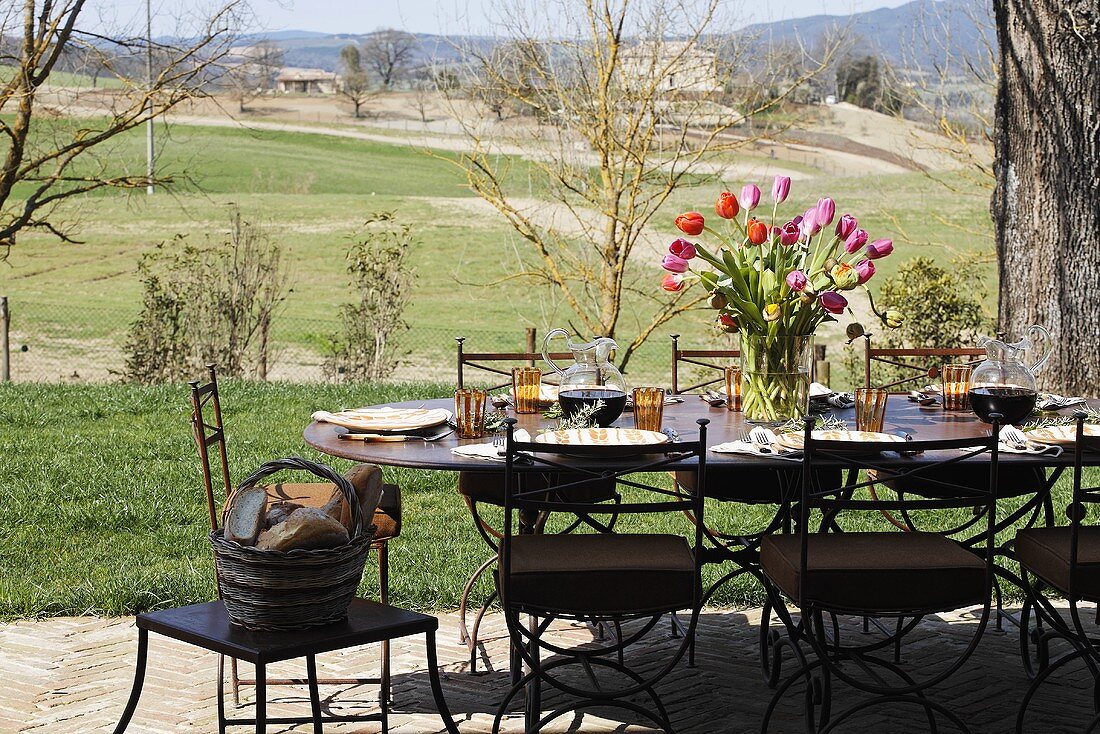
[210,457,376,631]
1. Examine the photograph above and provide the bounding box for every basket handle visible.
[229,457,365,540]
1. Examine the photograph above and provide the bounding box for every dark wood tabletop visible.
[303,396,1086,472]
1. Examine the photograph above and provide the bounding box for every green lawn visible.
[0,382,1074,620]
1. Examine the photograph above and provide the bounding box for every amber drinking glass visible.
[854,388,888,432]
[942,364,973,411]
[511,367,541,414]
[724,366,742,412]
[454,388,487,438]
[632,387,666,432]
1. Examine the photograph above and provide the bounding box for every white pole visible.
[145,0,154,194]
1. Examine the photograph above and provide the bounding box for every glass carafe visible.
[969,325,1052,424]
[542,328,628,427]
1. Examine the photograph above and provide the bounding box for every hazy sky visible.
[98,0,914,37]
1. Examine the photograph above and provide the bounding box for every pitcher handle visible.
[542,328,569,375]
[1027,324,1052,376]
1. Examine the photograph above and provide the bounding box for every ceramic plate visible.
[314,407,452,433]
[1026,424,1100,446]
[776,430,906,452]
[509,384,559,406]
[533,427,669,454]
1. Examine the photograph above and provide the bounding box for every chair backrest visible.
[799,416,1002,613]
[1068,414,1100,601]
[189,364,232,532]
[862,336,986,392]
[669,333,740,395]
[455,336,573,391]
[498,418,709,610]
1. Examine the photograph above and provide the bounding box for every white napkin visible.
[451,430,532,462]
[996,426,1064,456]
[710,427,794,456]
[1037,394,1086,411]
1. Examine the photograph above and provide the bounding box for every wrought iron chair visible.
[862,337,986,393]
[494,417,709,732]
[189,365,403,713]
[453,337,620,674]
[669,333,740,395]
[759,419,1001,733]
[1015,413,1100,732]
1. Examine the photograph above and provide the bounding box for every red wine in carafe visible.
[968,386,1037,425]
[558,389,627,427]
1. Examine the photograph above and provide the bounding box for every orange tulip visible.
[714,191,739,220]
[675,211,705,236]
[746,217,768,245]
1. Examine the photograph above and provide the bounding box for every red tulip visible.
[866,239,894,259]
[819,291,848,314]
[675,211,705,236]
[668,237,697,260]
[746,217,768,245]
[661,273,685,292]
[717,313,739,332]
[714,191,739,220]
[778,221,800,246]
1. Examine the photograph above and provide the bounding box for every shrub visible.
[324,212,414,382]
[124,209,288,383]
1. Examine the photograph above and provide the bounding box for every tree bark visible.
[992,0,1100,392]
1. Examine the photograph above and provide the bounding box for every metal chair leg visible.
[254,662,266,734]
[112,628,149,734]
[378,542,393,706]
[425,629,462,734]
[306,655,324,734]
[232,656,241,705]
[217,654,228,734]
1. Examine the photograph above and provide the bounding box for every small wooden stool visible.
[111,599,460,734]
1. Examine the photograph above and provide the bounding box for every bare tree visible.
[992,0,1100,393]
[361,29,418,87]
[0,0,247,259]
[338,44,376,118]
[446,0,839,369]
[223,39,283,112]
[410,78,434,123]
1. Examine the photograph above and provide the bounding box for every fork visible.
[749,429,774,454]
[1001,426,1030,451]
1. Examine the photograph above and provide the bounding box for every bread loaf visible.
[342,464,385,532]
[224,486,267,546]
[255,507,350,552]
[264,501,303,529]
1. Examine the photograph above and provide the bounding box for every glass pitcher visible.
[968,325,1052,424]
[542,328,628,427]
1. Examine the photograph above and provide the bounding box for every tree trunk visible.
[992,1,1100,393]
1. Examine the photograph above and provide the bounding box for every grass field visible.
[0,381,1074,620]
[1,116,997,385]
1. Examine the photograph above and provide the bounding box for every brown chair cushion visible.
[675,467,842,504]
[505,534,696,615]
[876,466,1043,499]
[1016,526,1100,601]
[761,532,986,614]
[458,471,617,506]
[263,481,401,541]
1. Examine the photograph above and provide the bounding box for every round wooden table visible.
[302,395,1082,472]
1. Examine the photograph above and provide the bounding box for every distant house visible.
[620,41,723,96]
[275,68,340,95]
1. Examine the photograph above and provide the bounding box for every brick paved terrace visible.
[1,604,1094,733]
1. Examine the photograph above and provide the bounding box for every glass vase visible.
[739,334,813,423]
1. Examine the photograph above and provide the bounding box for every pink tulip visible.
[799,208,820,239]
[668,238,697,260]
[835,214,857,240]
[844,228,868,254]
[815,197,835,227]
[661,254,690,273]
[661,273,685,292]
[778,221,800,246]
[739,184,761,211]
[866,239,894,259]
[855,259,875,284]
[786,269,808,291]
[771,175,791,204]
[819,291,848,314]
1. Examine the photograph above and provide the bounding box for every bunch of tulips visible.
[659,176,902,420]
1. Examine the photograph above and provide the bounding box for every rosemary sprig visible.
[1022,410,1100,432]
[553,400,606,430]
[774,414,849,434]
